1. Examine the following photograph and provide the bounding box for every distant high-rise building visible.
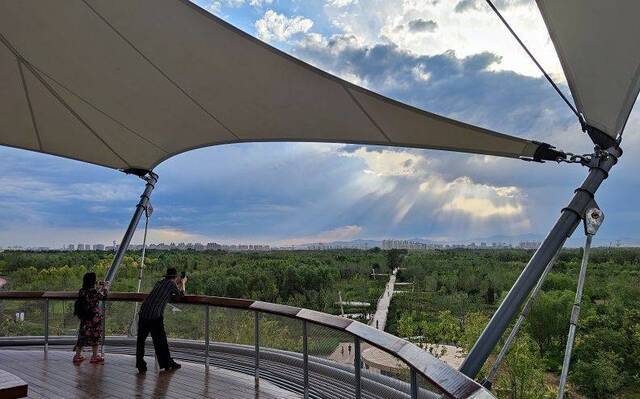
[518,241,541,250]
[93,244,105,251]
[381,239,431,250]
[67,244,75,251]
[77,244,84,251]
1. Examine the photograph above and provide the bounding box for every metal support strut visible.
[557,208,603,398]
[482,246,565,389]
[104,171,158,284]
[101,171,157,356]
[460,146,620,378]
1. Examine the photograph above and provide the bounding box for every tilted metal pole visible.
[101,171,157,357]
[460,146,621,378]
[558,208,602,398]
[482,248,564,388]
[129,211,151,336]
[557,236,591,398]
[104,171,158,284]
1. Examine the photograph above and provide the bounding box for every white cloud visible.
[326,0,358,8]
[420,176,524,219]
[341,147,426,177]
[255,10,314,42]
[441,196,522,218]
[411,64,431,82]
[248,0,273,7]
[205,1,222,13]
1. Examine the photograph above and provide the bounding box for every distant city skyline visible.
[2,236,630,252]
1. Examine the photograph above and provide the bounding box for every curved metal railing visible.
[0,291,494,399]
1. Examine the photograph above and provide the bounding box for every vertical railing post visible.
[44,298,49,357]
[303,320,309,399]
[101,304,106,357]
[254,311,260,385]
[410,368,418,399]
[204,305,210,372]
[354,337,362,399]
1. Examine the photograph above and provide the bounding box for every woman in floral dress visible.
[73,272,110,364]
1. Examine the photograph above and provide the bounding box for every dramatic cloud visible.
[1,0,639,249]
[406,18,438,33]
[294,33,575,138]
[256,10,314,42]
[322,0,564,79]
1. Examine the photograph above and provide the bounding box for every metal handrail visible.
[0,291,493,399]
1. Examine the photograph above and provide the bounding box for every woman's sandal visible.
[72,355,85,364]
[90,356,105,364]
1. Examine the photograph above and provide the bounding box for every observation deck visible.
[0,291,494,399]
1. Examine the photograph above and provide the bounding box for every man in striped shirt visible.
[135,267,186,373]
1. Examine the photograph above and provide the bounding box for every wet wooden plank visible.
[0,350,299,399]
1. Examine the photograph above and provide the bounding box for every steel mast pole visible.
[460,146,621,378]
[104,171,158,285]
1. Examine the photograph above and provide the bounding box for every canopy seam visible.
[28,63,171,156]
[80,0,241,141]
[0,32,131,167]
[343,86,392,143]
[16,59,43,152]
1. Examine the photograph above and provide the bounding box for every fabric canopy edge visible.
[181,0,543,147]
[1,134,565,177]
[0,0,570,174]
[536,0,640,147]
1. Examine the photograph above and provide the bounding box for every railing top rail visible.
[0,291,491,399]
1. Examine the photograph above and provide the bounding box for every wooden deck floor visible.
[0,350,301,399]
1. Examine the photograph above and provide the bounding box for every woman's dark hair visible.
[82,272,97,290]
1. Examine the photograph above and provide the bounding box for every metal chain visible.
[555,148,608,166]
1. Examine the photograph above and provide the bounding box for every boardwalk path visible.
[369,268,397,331]
[328,268,398,365]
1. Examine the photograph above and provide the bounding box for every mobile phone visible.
[180,271,186,278]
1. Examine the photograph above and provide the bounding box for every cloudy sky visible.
[1,0,639,248]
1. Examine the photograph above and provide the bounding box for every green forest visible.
[0,247,638,398]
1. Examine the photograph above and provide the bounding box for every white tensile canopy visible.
[537,0,640,144]
[0,0,558,173]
